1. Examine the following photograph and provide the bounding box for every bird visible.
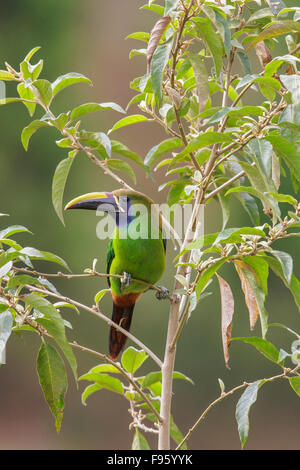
[65,189,166,360]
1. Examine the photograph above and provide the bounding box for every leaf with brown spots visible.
[234,260,260,331]
[216,274,234,369]
[147,16,171,72]
[254,41,272,68]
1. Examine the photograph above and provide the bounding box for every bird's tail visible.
[109,302,135,360]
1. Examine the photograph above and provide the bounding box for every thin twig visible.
[176,364,300,449]
[14,266,172,299]
[204,163,256,202]
[69,341,162,423]
[24,284,163,368]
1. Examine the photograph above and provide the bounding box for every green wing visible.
[106,239,115,287]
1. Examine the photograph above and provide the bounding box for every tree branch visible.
[24,284,163,368]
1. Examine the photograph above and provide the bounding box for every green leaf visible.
[151,36,173,106]
[141,4,164,15]
[170,415,187,450]
[81,383,103,405]
[187,53,209,113]
[94,288,110,304]
[51,73,92,97]
[106,159,136,184]
[248,139,272,181]
[195,258,228,298]
[50,113,69,131]
[0,225,31,239]
[21,120,50,151]
[269,322,300,339]
[78,131,111,158]
[142,370,193,388]
[225,186,280,220]
[174,132,232,162]
[111,141,145,168]
[164,0,179,15]
[36,342,67,433]
[217,190,230,231]
[121,347,148,374]
[247,20,300,51]
[0,311,13,364]
[268,193,297,205]
[241,256,269,296]
[0,261,13,278]
[264,55,300,78]
[235,380,264,448]
[129,48,147,59]
[271,250,293,285]
[32,79,53,106]
[0,70,15,80]
[29,59,43,81]
[54,302,80,315]
[52,155,76,225]
[25,294,77,380]
[247,8,273,23]
[232,337,279,364]
[263,255,300,313]
[144,137,184,168]
[265,135,300,183]
[237,51,251,75]
[214,227,265,245]
[288,377,300,398]
[215,10,231,59]
[7,274,40,288]
[280,75,300,105]
[17,83,36,116]
[206,106,264,124]
[20,247,70,271]
[0,97,36,106]
[88,364,120,374]
[132,429,150,450]
[79,372,124,394]
[70,102,125,121]
[55,137,72,148]
[108,114,148,134]
[193,17,223,77]
[126,31,150,43]
[24,46,41,62]
[142,371,162,388]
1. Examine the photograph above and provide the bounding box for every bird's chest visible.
[110,236,165,294]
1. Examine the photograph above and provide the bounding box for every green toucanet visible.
[65,189,166,359]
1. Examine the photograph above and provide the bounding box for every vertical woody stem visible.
[158,191,202,449]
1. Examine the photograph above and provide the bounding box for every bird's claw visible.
[121,271,131,288]
[155,286,170,300]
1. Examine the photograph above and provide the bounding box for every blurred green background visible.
[0,0,299,450]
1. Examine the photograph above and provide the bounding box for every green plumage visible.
[106,190,166,296]
[65,188,166,359]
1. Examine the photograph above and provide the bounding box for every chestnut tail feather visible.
[109,302,135,360]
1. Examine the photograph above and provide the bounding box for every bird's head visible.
[64,189,157,226]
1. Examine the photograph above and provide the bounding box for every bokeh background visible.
[0,0,299,450]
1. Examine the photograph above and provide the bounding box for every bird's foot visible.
[121,271,131,289]
[155,285,170,300]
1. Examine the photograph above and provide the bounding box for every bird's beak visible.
[64,192,120,212]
